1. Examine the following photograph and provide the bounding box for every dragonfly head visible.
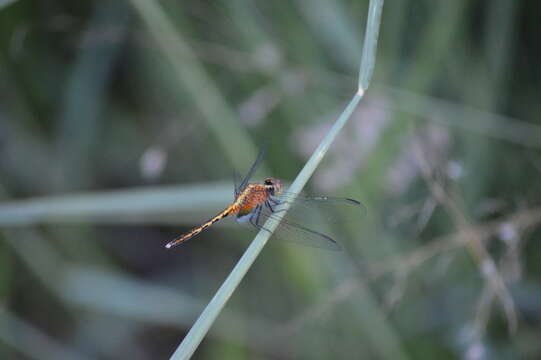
[264,177,283,196]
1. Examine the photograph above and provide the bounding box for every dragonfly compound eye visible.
[263,178,281,195]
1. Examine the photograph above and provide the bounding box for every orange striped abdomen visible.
[165,204,239,248]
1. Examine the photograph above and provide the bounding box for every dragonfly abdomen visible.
[165,205,238,248]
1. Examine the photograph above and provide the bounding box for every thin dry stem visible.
[412,134,518,334]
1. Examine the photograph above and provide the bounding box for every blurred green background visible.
[1,0,541,359]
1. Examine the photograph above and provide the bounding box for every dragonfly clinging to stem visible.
[166,146,365,250]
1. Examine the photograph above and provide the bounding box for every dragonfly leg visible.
[265,200,275,212]
[249,204,262,228]
[254,204,262,226]
[269,197,282,206]
[249,205,274,234]
[265,199,288,214]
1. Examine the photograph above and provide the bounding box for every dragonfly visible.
[165,147,365,250]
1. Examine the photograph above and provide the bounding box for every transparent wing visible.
[241,193,366,250]
[236,143,267,194]
[270,191,367,225]
[233,170,242,197]
[252,208,342,251]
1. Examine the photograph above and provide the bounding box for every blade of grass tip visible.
[359,0,384,91]
[170,1,384,358]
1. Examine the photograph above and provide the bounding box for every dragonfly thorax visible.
[234,178,282,218]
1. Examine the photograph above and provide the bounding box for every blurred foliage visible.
[1,0,541,359]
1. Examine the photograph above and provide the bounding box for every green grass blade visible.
[0,183,231,226]
[170,1,384,358]
[170,96,361,360]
